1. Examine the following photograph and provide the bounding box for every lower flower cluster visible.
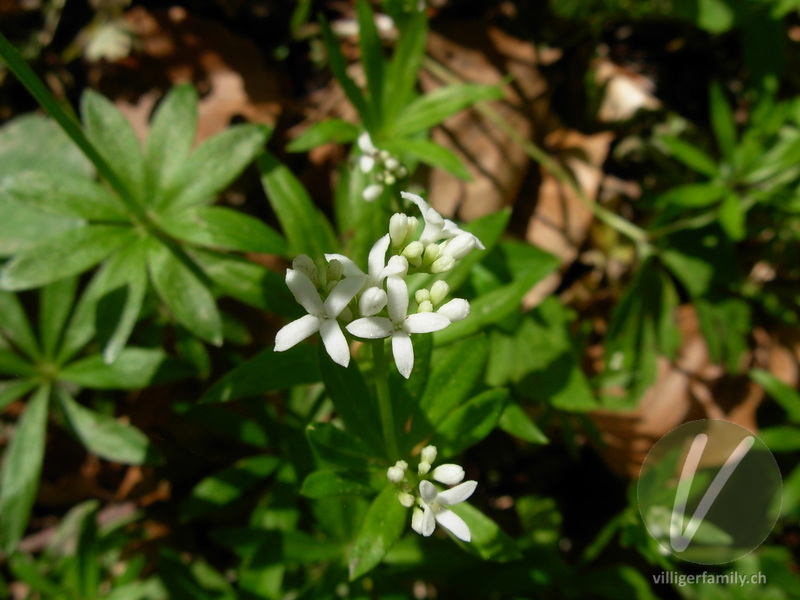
[387,445,477,542]
[273,192,483,378]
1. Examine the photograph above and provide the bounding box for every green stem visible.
[0,32,146,222]
[422,56,652,252]
[372,340,398,460]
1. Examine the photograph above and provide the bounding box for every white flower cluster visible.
[274,192,484,378]
[387,445,477,542]
[358,133,408,202]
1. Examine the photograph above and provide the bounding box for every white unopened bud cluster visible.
[358,133,408,202]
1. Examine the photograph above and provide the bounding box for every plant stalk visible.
[372,340,399,460]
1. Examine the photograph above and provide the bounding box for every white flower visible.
[274,267,366,368]
[400,191,485,249]
[326,234,405,290]
[358,132,377,173]
[411,479,477,542]
[346,277,449,378]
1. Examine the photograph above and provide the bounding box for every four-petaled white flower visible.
[411,479,477,542]
[274,268,366,367]
[347,277,450,378]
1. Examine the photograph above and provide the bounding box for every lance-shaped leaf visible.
[0,290,40,359]
[320,16,371,128]
[356,0,384,120]
[145,84,198,197]
[449,502,522,562]
[147,240,222,346]
[349,486,407,580]
[382,9,427,125]
[81,90,146,203]
[0,379,37,412]
[160,124,270,211]
[60,348,193,390]
[430,388,508,456]
[384,138,472,180]
[157,206,287,256]
[286,119,360,153]
[0,384,50,553]
[39,277,78,358]
[0,225,136,291]
[57,388,157,465]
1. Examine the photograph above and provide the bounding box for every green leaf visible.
[419,336,489,428]
[60,348,192,390]
[383,10,427,125]
[660,136,718,178]
[182,454,281,520]
[0,379,37,412]
[0,225,136,291]
[8,553,65,598]
[300,469,376,498]
[202,345,320,403]
[430,388,508,456]
[145,84,198,197]
[750,368,800,423]
[158,206,287,256]
[57,388,156,465]
[59,238,148,364]
[306,423,376,470]
[0,349,38,377]
[320,16,372,128]
[657,182,727,208]
[356,0,385,120]
[81,90,146,202]
[0,201,84,258]
[393,84,504,137]
[191,248,298,316]
[319,345,383,453]
[147,240,222,346]
[1,171,128,221]
[258,151,338,259]
[709,82,737,162]
[0,384,50,553]
[348,486,407,580]
[286,119,360,153]
[449,502,522,561]
[759,425,800,453]
[718,193,746,241]
[0,290,40,359]
[385,137,472,180]
[0,113,92,178]
[161,124,270,211]
[434,247,559,345]
[498,402,549,444]
[39,277,78,358]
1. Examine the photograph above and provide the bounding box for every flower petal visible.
[286,269,324,315]
[437,298,470,322]
[434,509,471,542]
[274,314,321,352]
[359,287,387,317]
[386,276,409,324]
[346,317,393,339]
[421,505,436,536]
[436,480,477,506]
[324,253,364,278]
[324,274,366,317]
[419,480,438,504]
[358,132,376,153]
[359,155,376,173]
[432,464,465,485]
[401,191,428,214]
[368,234,390,280]
[363,183,383,202]
[411,507,425,535]
[319,319,350,367]
[404,312,450,334]
[392,331,414,379]
[381,255,408,280]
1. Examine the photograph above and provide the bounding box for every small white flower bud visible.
[379,150,390,160]
[397,166,408,178]
[359,287,387,317]
[432,464,465,485]
[411,507,425,533]
[363,184,383,202]
[415,289,431,304]
[384,173,396,186]
[402,241,424,261]
[338,306,353,322]
[423,243,440,262]
[359,154,375,173]
[292,255,319,286]
[395,460,408,471]
[385,255,409,278]
[429,280,450,305]
[442,233,478,260]
[437,298,470,322]
[421,445,437,465]
[418,461,431,475]
[326,259,343,282]
[389,213,410,246]
[403,217,419,245]
[398,492,415,507]
[417,300,433,313]
[385,157,400,171]
[358,132,376,153]
[430,255,456,273]
[387,466,405,483]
